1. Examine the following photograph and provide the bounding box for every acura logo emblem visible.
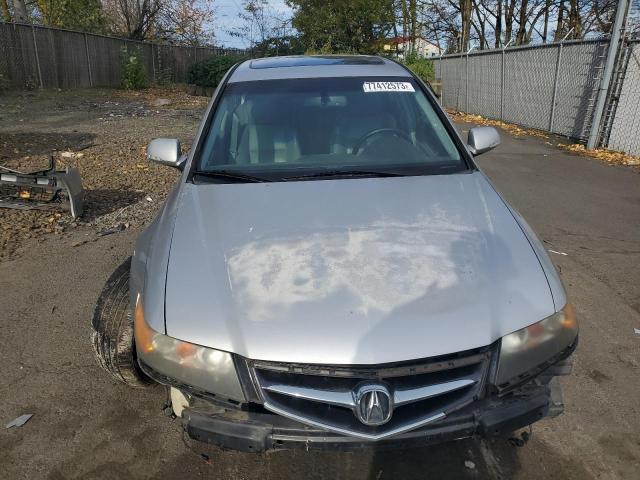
[353,383,393,426]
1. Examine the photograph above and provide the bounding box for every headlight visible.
[134,295,245,402]
[496,303,578,386]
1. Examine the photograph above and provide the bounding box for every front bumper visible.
[141,339,575,452]
[182,381,559,453]
[0,156,84,218]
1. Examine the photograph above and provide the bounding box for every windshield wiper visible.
[283,170,405,181]
[193,170,269,183]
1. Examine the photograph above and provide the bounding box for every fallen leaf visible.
[447,109,640,167]
[557,143,640,167]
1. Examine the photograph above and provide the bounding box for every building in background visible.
[383,37,442,58]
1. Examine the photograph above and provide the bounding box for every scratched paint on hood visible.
[165,172,554,364]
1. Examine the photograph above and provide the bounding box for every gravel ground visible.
[0,87,207,261]
[1,89,639,479]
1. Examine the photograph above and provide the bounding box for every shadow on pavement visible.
[82,189,147,221]
[168,436,523,479]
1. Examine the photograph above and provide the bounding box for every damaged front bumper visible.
[181,377,564,452]
[159,349,572,453]
[0,157,84,218]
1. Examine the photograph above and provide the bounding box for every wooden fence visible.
[0,22,246,89]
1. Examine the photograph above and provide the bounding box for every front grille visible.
[250,348,493,440]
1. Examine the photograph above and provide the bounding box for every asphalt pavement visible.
[1,120,639,479]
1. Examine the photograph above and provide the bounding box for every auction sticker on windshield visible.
[363,81,415,93]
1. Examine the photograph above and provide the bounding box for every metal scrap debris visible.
[0,155,84,218]
[72,222,129,247]
[5,414,33,429]
[98,222,129,237]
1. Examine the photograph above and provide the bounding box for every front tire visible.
[91,257,153,388]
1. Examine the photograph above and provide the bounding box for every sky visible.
[213,0,293,48]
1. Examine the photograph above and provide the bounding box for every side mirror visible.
[147,138,185,170]
[467,127,500,156]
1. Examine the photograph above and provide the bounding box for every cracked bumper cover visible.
[182,380,562,452]
[177,344,574,452]
[0,163,84,218]
[144,342,575,453]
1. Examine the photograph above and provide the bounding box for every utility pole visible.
[586,0,630,150]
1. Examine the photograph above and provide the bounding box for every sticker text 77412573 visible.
[362,82,415,93]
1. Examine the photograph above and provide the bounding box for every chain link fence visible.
[435,38,640,156]
[0,21,246,89]
[606,42,640,155]
[435,39,609,141]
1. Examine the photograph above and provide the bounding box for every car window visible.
[197,77,465,181]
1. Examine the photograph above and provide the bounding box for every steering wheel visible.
[352,128,415,155]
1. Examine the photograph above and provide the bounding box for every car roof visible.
[228,55,411,83]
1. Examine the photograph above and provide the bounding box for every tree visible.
[101,0,163,40]
[568,0,582,37]
[460,0,472,50]
[494,0,503,47]
[413,0,620,53]
[287,0,396,54]
[542,0,551,42]
[417,0,464,51]
[515,0,529,44]
[36,0,106,32]
[227,0,297,55]
[253,34,306,56]
[230,0,280,51]
[12,0,28,22]
[554,0,566,39]
[1,0,12,21]
[155,0,214,45]
[101,0,213,43]
[588,0,618,34]
[408,0,418,52]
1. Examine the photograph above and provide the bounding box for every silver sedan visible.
[91,55,578,452]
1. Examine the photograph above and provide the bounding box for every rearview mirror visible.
[467,127,500,156]
[147,138,185,170]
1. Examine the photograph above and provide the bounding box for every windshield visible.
[196,77,465,181]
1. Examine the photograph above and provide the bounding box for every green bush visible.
[120,47,148,90]
[402,53,435,84]
[188,55,247,88]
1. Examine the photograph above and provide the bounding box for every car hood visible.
[165,171,555,365]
